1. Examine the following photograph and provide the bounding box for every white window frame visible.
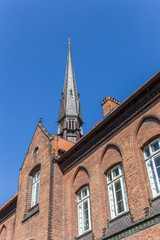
[77,186,92,236]
[143,138,160,197]
[107,164,128,219]
[31,170,40,207]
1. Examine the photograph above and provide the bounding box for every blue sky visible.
[0,0,160,206]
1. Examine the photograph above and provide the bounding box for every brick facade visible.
[0,72,160,239]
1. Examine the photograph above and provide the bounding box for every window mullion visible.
[78,202,81,235]
[120,177,126,211]
[146,159,156,196]
[88,197,91,230]
[82,199,84,233]
[113,181,117,216]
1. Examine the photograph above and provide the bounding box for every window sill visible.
[22,204,39,224]
[75,229,93,240]
[150,194,160,202]
[109,210,130,223]
[28,203,39,212]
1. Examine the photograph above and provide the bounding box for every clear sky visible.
[0,0,160,206]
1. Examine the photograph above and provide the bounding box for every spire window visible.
[67,119,76,131]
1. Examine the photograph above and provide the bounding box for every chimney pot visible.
[101,96,121,118]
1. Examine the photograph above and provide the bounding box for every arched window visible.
[0,225,7,240]
[67,118,76,131]
[33,147,39,157]
[31,170,40,207]
[143,138,160,197]
[77,186,92,235]
[107,164,128,219]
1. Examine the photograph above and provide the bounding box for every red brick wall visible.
[61,99,160,239]
[0,213,15,240]
[14,126,52,240]
[51,162,64,240]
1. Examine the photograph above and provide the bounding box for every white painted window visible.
[107,164,128,219]
[77,186,92,235]
[31,171,40,207]
[144,138,160,197]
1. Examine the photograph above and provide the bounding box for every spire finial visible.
[68,38,71,46]
[39,118,42,124]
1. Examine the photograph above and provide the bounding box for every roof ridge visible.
[38,121,54,141]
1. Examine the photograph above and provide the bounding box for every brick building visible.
[0,43,160,240]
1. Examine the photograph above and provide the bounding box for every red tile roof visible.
[57,137,74,151]
[0,193,18,211]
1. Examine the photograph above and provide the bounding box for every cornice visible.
[101,213,160,240]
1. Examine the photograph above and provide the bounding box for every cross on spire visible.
[57,42,83,143]
[68,38,71,45]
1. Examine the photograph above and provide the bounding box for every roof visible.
[57,136,74,151]
[58,71,160,164]
[0,193,18,212]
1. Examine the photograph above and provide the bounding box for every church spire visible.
[57,41,83,143]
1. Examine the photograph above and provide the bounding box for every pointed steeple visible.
[57,41,83,143]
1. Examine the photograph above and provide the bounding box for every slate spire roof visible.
[58,42,82,122]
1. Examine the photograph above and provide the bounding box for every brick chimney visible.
[101,96,121,118]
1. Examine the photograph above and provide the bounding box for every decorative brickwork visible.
[75,230,94,240]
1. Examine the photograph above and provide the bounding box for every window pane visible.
[109,185,116,218]
[155,155,160,168]
[115,180,121,191]
[84,219,89,231]
[35,181,40,204]
[82,188,87,198]
[116,190,123,202]
[108,172,112,182]
[77,192,81,201]
[117,201,124,213]
[147,160,159,195]
[37,171,40,179]
[151,141,159,152]
[113,167,119,178]
[33,175,36,183]
[157,168,160,181]
[78,204,82,223]
[84,209,89,220]
[32,183,36,206]
[78,204,83,235]
[155,156,160,181]
[83,200,88,210]
[145,147,151,158]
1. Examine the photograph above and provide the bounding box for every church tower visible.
[57,41,83,143]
